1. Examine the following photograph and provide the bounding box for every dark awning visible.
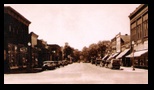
[126,50,148,58]
[116,49,130,59]
[102,54,108,60]
[112,52,120,58]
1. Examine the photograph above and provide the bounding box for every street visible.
[4,62,148,84]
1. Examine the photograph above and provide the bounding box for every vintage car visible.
[95,59,102,66]
[99,60,106,67]
[58,61,64,67]
[42,61,56,70]
[107,59,121,69]
[62,60,68,66]
[53,61,61,68]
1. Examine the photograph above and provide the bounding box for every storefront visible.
[126,49,148,68]
[116,49,130,66]
[7,43,28,70]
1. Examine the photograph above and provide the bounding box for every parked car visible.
[62,60,68,66]
[107,59,121,69]
[53,61,61,68]
[42,61,56,70]
[58,61,64,67]
[91,56,96,64]
[99,60,106,67]
[95,59,102,66]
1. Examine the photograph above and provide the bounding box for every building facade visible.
[29,32,39,67]
[115,33,131,66]
[111,37,116,54]
[48,44,62,61]
[36,39,50,67]
[128,4,148,68]
[4,6,31,72]
[107,33,130,63]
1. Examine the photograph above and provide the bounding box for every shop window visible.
[8,44,18,68]
[146,19,148,36]
[9,25,11,32]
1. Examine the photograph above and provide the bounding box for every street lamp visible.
[28,42,32,71]
[52,50,56,61]
[132,41,135,71]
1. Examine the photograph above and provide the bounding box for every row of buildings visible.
[103,4,148,68]
[4,4,148,72]
[4,6,63,72]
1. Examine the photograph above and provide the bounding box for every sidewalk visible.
[4,68,43,74]
[120,66,148,72]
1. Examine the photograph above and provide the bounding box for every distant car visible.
[99,60,106,67]
[58,61,64,67]
[53,61,60,68]
[62,60,68,66]
[95,59,102,66]
[108,59,121,69]
[91,59,96,64]
[42,61,56,70]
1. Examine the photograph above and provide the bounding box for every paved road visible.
[4,63,148,84]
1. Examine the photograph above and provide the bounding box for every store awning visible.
[102,54,108,60]
[107,52,120,60]
[116,49,130,59]
[107,54,113,60]
[126,50,148,58]
[112,52,120,58]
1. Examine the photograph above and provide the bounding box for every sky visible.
[4,4,140,51]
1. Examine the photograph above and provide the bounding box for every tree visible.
[63,43,74,60]
[73,49,81,62]
[97,41,107,58]
[88,43,98,57]
[81,46,89,61]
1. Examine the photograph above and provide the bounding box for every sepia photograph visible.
[4,4,148,84]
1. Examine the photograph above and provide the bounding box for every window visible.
[9,25,11,32]
[139,24,141,39]
[143,20,148,37]
[146,19,148,36]
[145,20,148,37]
[138,25,140,39]
[131,27,136,41]
[136,25,139,39]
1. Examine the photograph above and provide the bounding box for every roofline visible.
[30,32,39,38]
[47,44,61,47]
[4,6,31,25]
[129,4,148,18]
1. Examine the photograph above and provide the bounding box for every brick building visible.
[127,4,148,68]
[48,44,62,61]
[107,33,130,62]
[4,6,31,72]
[29,32,39,67]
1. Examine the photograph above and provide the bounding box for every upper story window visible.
[131,27,136,41]
[137,24,141,40]
[9,25,11,32]
[143,19,148,37]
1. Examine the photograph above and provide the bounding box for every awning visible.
[116,49,130,59]
[102,54,108,60]
[126,50,148,58]
[107,54,112,60]
[112,52,120,58]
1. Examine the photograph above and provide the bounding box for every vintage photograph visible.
[4,4,148,84]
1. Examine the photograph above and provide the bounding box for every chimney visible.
[125,34,128,36]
